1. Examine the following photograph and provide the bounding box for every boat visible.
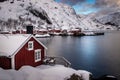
[83,32,96,36]
[94,32,104,35]
[73,32,85,36]
[35,34,50,38]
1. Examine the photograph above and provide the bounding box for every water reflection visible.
[38,31,120,79]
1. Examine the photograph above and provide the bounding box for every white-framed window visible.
[28,41,34,50]
[35,49,41,62]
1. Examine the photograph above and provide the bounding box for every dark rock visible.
[28,7,52,24]
[0,0,7,2]
[66,73,83,80]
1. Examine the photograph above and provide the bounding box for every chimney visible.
[26,25,33,34]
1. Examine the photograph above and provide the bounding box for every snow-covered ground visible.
[0,65,91,80]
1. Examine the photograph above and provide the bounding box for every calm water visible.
[38,31,120,78]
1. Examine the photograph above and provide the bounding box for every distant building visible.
[48,29,61,35]
[0,34,47,70]
[37,29,48,34]
[21,29,27,34]
[69,28,83,36]
[0,31,10,34]
[69,28,81,33]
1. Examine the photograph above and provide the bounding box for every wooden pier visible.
[43,56,71,67]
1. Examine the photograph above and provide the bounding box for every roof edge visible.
[10,34,32,58]
[10,34,47,58]
[32,35,47,49]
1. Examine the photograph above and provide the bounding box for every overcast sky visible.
[55,0,120,15]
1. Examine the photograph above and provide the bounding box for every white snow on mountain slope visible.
[36,0,82,29]
[95,11,120,29]
[0,0,49,30]
[0,65,91,80]
[89,7,120,30]
[78,13,115,31]
[0,0,109,31]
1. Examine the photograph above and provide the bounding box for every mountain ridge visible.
[0,0,117,31]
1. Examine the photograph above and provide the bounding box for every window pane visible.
[38,51,40,59]
[35,52,37,60]
[28,41,33,50]
[35,49,41,62]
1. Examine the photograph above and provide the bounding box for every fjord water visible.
[38,31,120,78]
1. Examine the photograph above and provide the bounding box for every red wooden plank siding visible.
[0,57,11,69]
[15,37,45,70]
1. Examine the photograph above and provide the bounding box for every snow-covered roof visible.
[22,29,26,31]
[0,34,47,57]
[71,29,80,31]
[39,29,48,31]
[0,34,31,57]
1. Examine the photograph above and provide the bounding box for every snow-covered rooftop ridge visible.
[0,34,31,57]
[0,65,91,80]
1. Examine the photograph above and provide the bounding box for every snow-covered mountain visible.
[77,13,116,31]
[95,11,120,29]
[0,0,116,31]
[0,0,53,31]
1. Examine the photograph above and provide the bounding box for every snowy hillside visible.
[0,0,52,31]
[77,13,116,31]
[95,11,120,29]
[0,0,81,31]
[0,0,108,31]
[0,0,116,31]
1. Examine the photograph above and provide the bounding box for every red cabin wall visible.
[15,37,45,70]
[0,57,11,69]
[21,30,26,34]
[54,30,61,33]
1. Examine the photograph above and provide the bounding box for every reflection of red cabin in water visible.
[0,34,47,70]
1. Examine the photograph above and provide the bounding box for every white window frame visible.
[35,49,41,62]
[28,41,34,50]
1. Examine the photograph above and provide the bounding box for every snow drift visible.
[0,65,91,80]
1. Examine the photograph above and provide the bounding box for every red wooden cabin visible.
[21,29,27,34]
[0,34,47,70]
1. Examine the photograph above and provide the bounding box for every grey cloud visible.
[94,0,120,8]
